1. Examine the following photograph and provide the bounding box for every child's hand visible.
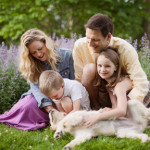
[100,107,111,113]
[83,113,99,128]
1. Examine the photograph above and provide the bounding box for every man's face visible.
[86,28,110,53]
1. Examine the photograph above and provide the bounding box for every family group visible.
[0,13,150,131]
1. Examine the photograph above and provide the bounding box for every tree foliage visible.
[0,0,149,44]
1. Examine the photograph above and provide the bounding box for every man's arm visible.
[122,46,148,101]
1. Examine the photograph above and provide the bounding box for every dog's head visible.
[49,109,65,126]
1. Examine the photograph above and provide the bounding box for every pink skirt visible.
[0,94,49,130]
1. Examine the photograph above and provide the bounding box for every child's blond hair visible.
[39,70,63,96]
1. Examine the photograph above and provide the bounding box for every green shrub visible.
[0,68,29,113]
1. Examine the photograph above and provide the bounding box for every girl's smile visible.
[97,55,117,82]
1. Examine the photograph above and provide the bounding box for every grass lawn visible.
[0,123,150,150]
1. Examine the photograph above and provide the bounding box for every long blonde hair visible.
[19,29,60,83]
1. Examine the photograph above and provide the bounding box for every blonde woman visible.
[0,29,74,130]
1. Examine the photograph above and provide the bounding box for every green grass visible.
[0,124,150,150]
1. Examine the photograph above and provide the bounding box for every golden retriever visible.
[49,100,150,150]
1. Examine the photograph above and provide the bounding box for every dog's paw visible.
[63,146,71,150]
[54,131,63,139]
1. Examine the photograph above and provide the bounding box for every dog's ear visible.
[49,109,56,125]
[48,109,56,114]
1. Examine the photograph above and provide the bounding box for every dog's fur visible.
[49,100,150,150]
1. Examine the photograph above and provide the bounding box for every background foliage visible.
[0,0,150,44]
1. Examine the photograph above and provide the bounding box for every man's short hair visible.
[85,13,114,37]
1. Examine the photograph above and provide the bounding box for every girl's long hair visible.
[19,29,60,83]
[95,47,122,89]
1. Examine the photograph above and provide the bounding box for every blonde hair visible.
[39,70,63,96]
[19,28,60,83]
[96,47,121,88]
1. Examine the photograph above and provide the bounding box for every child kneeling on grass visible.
[39,70,91,129]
